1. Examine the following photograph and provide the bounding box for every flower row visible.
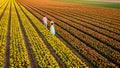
[0,0,10,67]
[21,3,88,67]
[15,1,59,67]
[9,1,30,67]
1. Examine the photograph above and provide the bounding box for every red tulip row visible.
[16,0,120,67]
[41,8,120,50]
[71,9,120,29]
[19,3,88,67]
[55,24,117,67]
[68,5,120,18]
[19,2,118,67]
[31,7,120,65]
[51,8,120,34]
[64,7,120,22]
[65,8,120,26]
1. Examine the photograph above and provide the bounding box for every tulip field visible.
[0,0,120,68]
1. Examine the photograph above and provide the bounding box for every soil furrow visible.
[14,1,38,68]
[39,7,120,41]
[31,6,120,52]
[56,33,95,68]
[39,8,120,50]
[45,8,120,34]
[24,4,120,66]
[69,8,120,23]
[17,2,65,68]
[2,1,11,68]
[17,1,95,67]
[19,2,118,67]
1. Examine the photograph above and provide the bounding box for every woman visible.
[50,21,55,35]
[42,16,48,27]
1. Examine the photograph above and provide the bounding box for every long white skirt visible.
[50,26,55,35]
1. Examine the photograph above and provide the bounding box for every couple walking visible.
[43,16,55,35]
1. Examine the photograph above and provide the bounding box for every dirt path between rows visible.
[14,2,38,68]
[17,2,65,67]
[17,0,120,67]
[2,1,11,68]
[16,1,95,67]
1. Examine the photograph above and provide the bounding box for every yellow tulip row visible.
[0,0,8,13]
[0,0,3,4]
[0,0,6,7]
[19,2,88,68]
[0,0,10,67]
[14,0,59,67]
[9,0,30,67]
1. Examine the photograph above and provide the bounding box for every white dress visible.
[50,25,55,35]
